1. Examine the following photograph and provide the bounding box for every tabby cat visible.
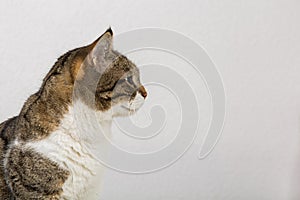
[0,28,147,199]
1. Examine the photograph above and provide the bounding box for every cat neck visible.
[25,99,112,200]
[17,89,73,141]
[61,100,113,145]
[17,85,113,143]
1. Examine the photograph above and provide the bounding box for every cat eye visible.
[125,76,134,85]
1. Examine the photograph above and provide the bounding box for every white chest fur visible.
[26,101,112,200]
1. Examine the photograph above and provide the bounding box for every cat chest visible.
[26,129,104,200]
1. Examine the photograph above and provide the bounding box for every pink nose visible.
[138,86,147,98]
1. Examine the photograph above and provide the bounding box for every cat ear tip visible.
[106,27,113,36]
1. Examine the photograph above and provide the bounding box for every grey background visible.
[0,0,300,199]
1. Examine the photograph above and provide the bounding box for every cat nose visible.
[138,86,147,98]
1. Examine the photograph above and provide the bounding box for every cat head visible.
[73,28,147,117]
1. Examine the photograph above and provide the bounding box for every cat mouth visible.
[121,99,144,113]
[121,105,135,111]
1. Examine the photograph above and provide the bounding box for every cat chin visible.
[111,104,140,117]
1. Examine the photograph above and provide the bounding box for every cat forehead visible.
[110,53,139,73]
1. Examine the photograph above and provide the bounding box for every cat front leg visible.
[3,145,69,200]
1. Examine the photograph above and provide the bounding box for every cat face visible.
[95,54,147,117]
[77,29,147,117]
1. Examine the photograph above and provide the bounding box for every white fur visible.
[25,93,145,200]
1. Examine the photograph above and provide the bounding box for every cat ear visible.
[87,28,114,69]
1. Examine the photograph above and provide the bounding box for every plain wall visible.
[0,0,299,199]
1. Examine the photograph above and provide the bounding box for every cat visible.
[0,28,147,200]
